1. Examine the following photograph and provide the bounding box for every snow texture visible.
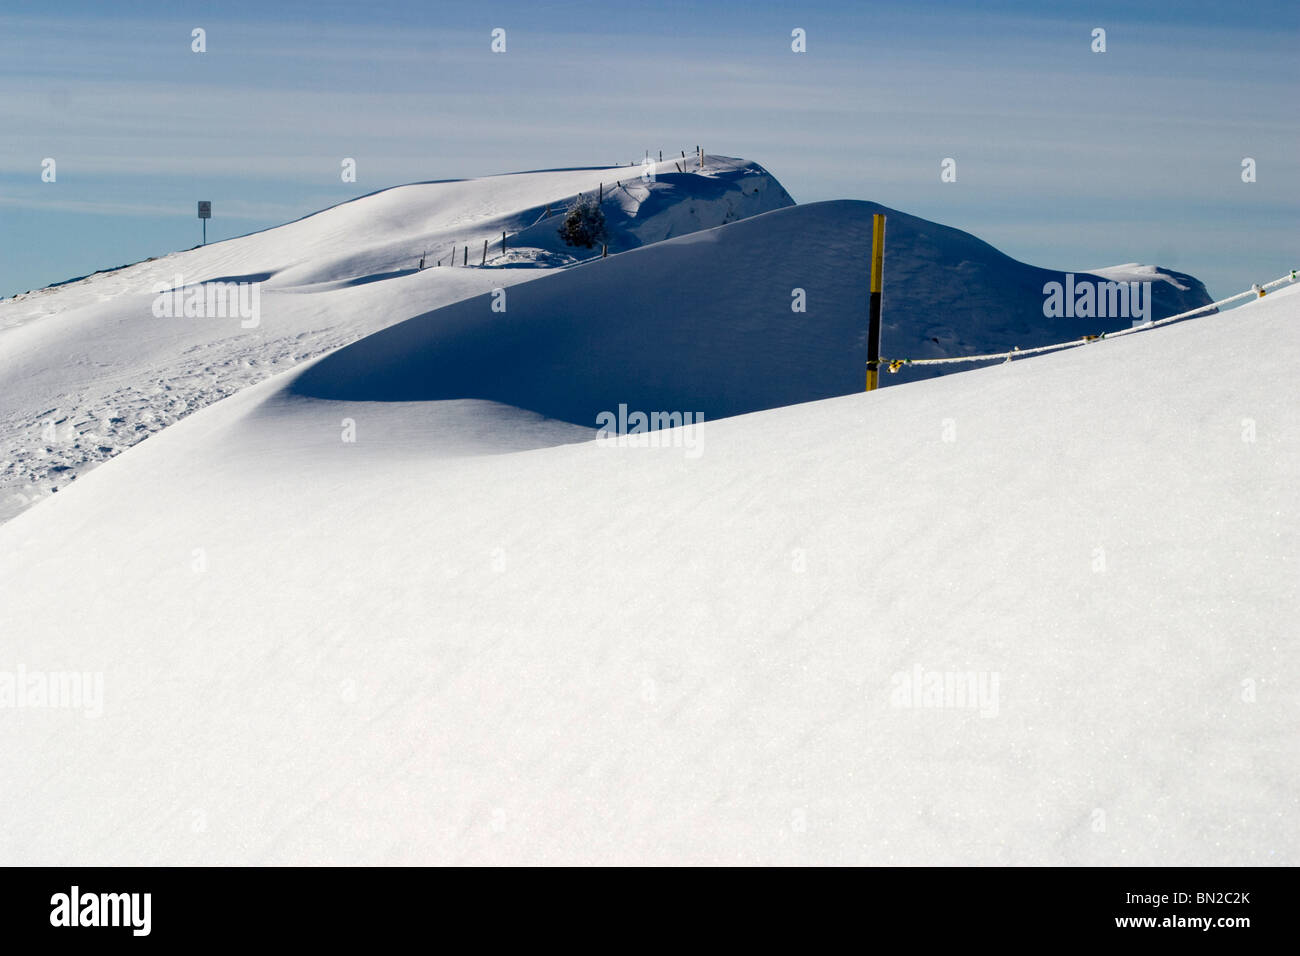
[0,158,1289,866]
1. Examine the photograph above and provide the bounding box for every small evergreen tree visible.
[557,197,608,250]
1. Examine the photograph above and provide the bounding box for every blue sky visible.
[2,0,1295,299]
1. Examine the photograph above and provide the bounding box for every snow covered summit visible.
[0,156,1217,524]
[0,157,790,522]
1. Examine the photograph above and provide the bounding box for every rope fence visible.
[881,270,1298,373]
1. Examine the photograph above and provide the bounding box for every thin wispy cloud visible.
[2,1,1295,297]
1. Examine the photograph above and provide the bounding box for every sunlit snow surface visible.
[1,159,1289,865]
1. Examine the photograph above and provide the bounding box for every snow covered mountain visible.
[287,199,1216,430]
[0,162,1211,523]
[0,157,791,523]
[3,154,1289,866]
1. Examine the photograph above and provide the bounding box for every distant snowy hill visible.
[289,199,1215,428]
[856,204,1214,377]
[0,157,790,522]
[0,157,1215,524]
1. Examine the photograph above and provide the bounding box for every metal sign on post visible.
[197,201,211,245]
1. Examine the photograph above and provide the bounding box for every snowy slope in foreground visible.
[1,282,1294,865]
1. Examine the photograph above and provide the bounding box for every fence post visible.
[867,214,886,391]
[502,231,507,255]
[481,239,487,266]
[463,246,467,266]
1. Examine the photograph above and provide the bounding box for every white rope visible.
[880,270,1298,369]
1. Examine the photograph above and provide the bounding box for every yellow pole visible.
[867,214,886,391]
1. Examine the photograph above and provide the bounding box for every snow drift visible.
[0,158,791,522]
[0,160,1212,524]
[289,200,1215,429]
[0,261,1293,863]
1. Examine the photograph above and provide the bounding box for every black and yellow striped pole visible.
[866,213,886,391]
